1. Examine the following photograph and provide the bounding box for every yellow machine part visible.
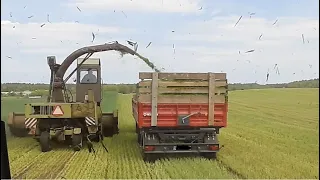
[101,110,119,137]
[7,112,30,137]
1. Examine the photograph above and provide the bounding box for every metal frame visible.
[141,127,220,154]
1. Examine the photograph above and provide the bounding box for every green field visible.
[2,88,319,179]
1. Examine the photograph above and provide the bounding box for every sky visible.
[1,0,319,84]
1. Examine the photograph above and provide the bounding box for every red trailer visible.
[132,72,228,162]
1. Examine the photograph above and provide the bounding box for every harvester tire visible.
[72,134,83,151]
[9,126,29,137]
[90,134,100,142]
[39,131,51,152]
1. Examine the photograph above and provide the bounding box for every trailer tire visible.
[135,123,139,134]
[201,152,217,160]
[39,131,51,152]
[72,134,83,151]
[137,133,141,145]
[143,153,158,163]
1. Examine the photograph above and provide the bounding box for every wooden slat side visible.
[139,72,226,80]
[137,94,225,103]
[151,72,158,127]
[208,73,215,126]
[138,80,227,87]
[138,87,227,94]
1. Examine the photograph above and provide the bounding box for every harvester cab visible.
[76,58,102,103]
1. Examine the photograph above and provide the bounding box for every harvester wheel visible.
[72,134,83,151]
[8,126,29,137]
[89,134,100,142]
[39,131,51,152]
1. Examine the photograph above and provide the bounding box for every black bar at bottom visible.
[145,150,219,154]
[1,120,11,179]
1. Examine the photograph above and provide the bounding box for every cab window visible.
[79,69,98,84]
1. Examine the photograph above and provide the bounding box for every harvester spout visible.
[55,42,138,79]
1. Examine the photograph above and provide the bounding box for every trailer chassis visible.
[137,127,222,162]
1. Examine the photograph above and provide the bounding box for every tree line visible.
[1,78,318,96]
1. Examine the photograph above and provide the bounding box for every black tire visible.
[39,131,51,152]
[72,134,83,151]
[9,126,29,137]
[113,118,119,135]
[135,123,139,134]
[90,134,100,142]
[137,132,140,144]
[143,153,158,163]
[201,152,217,160]
[102,127,113,137]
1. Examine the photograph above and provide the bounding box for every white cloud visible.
[64,0,202,13]
[1,15,319,84]
[1,20,164,84]
[166,16,319,84]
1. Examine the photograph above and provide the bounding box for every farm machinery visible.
[133,72,228,162]
[7,42,144,152]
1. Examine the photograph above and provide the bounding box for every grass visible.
[2,88,319,179]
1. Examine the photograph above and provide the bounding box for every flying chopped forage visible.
[248,12,255,18]
[301,34,305,44]
[121,11,127,18]
[28,15,33,18]
[126,40,138,52]
[234,16,242,27]
[273,64,278,70]
[47,14,51,23]
[245,49,255,53]
[91,32,96,43]
[146,42,152,48]
[276,67,280,75]
[259,34,263,40]
[272,19,278,25]
[77,6,82,12]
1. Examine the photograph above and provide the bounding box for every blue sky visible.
[1,0,319,84]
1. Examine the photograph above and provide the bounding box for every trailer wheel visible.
[39,131,51,152]
[137,132,141,145]
[72,134,83,151]
[135,123,139,134]
[143,153,158,163]
[201,152,217,160]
